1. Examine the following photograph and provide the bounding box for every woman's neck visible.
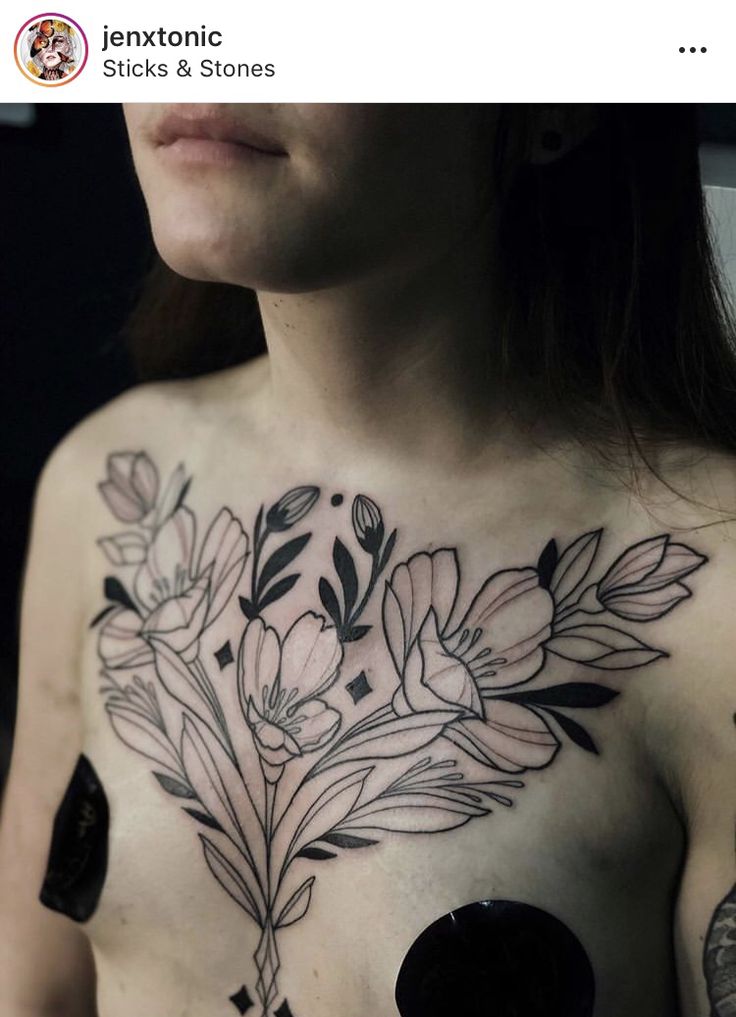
[250,232,529,468]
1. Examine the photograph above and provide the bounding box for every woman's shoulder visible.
[30,378,217,593]
[42,381,184,482]
[619,443,736,805]
[40,359,268,496]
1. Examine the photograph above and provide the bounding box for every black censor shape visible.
[395,899,595,1017]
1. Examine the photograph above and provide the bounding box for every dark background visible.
[1,103,736,786]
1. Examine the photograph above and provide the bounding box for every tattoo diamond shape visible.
[346,670,372,704]
[274,1000,295,1017]
[215,640,234,670]
[229,984,254,1014]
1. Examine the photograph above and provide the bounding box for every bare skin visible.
[1,104,735,1017]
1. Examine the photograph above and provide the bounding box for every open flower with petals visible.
[238,612,343,781]
[382,549,559,773]
[98,506,248,668]
[595,534,707,621]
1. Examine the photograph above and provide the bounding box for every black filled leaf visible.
[259,573,300,610]
[239,596,257,620]
[103,576,139,613]
[174,476,192,511]
[379,528,398,572]
[296,846,338,861]
[501,682,619,709]
[257,533,311,597]
[320,832,378,849]
[543,708,598,753]
[89,604,116,629]
[319,577,342,627]
[333,538,359,618]
[537,539,559,590]
[183,807,225,832]
[342,625,371,643]
[154,772,196,798]
[253,504,264,549]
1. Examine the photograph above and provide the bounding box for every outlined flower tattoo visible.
[92,452,708,1016]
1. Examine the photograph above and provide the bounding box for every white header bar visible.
[1,0,733,102]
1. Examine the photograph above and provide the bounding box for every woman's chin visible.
[151,230,363,293]
[150,227,259,287]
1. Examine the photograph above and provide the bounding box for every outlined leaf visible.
[257,533,311,597]
[295,846,337,861]
[551,530,603,605]
[275,876,315,929]
[239,596,257,619]
[500,682,619,709]
[259,573,300,610]
[543,708,599,753]
[150,637,220,731]
[180,714,266,880]
[200,833,263,925]
[341,794,486,834]
[153,771,196,798]
[333,538,359,618]
[316,710,457,772]
[103,576,139,613]
[320,832,378,849]
[319,577,342,627]
[443,707,559,772]
[545,623,666,669]
[342,625,371,643]
[106,703,183,776]
[287,768,371,865]
[536,539,559,590]
[184,807,225,831]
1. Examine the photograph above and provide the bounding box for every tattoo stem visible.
[263,776,276,904]
[250,519,268,610]
[192,656,231,744]
[554,583,602,625]
[344,553,380,630]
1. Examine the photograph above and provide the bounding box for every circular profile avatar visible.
[15,15,88,85]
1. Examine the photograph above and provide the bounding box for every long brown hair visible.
[128,104,736,457]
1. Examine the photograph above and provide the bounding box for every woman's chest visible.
[80,708,681,1017]
[71,459,705,1015]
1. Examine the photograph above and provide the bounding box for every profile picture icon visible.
[15,14,88,85]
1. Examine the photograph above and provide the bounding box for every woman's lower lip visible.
[157,136,285,166]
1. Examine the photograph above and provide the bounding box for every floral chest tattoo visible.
[76,451,707,1016]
